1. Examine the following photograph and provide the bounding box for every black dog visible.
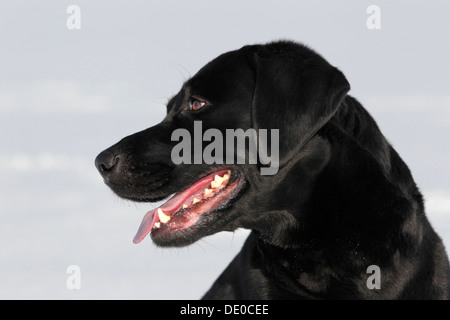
[95,40,450,299]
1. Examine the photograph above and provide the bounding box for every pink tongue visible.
[132,170,229,244]
[133,209,158,244]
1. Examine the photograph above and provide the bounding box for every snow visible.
[0,0,449,299]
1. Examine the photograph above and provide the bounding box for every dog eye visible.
[189,98,206,111]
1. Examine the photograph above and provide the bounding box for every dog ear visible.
[250,42,350,167]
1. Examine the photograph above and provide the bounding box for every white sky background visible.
[0,0,449,299]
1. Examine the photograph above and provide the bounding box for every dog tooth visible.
[204,188,213,197]
[227,170,231,175]
[182,204,188,209]
[157,208,171,223]
[211,174,229,189]
[154,222,161,229]
[214,175,225,186]
[211,180,220,189]
[192,197,200,205]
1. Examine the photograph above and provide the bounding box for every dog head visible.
[95,40,350,247]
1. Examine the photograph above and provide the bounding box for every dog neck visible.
[249,96,424,261]
[240,99,427,298]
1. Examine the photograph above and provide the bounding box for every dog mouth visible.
[133,169,242,244]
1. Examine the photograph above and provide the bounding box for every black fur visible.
[95,40,450,299]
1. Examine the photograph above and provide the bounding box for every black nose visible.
[95,150,119,177]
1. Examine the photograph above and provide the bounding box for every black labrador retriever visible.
[95,40,450,299]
